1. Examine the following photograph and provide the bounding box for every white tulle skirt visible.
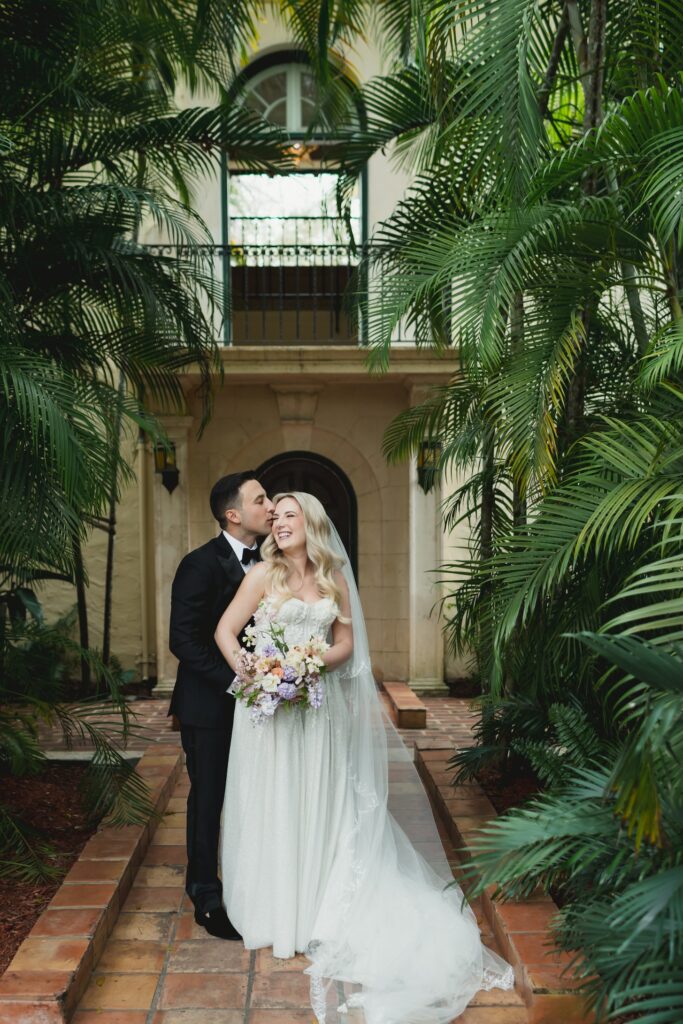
[221,677,356,957]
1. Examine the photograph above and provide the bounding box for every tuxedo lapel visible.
[212,534,245,591]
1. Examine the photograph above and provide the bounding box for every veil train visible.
[304,521,514,1024]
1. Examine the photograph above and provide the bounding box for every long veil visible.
[304,520,514,1024]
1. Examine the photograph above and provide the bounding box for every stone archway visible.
[257,451,358,578]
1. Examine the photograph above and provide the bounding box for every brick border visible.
[415,748,594,1024]
[0,744,183,1024]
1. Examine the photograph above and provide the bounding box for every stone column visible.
[152,416,193,695]
[407,386,448,695]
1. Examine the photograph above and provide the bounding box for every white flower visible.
[309,636,329,655]
[286,650,305,674]
[261,673,280,693]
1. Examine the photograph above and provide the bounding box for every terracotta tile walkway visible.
[52,695,526,1023]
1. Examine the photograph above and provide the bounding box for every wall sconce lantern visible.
[154,442,180,494]
[417,440,442,494]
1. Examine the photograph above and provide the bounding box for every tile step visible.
[414,748,595,1024]
[381,681,427,728]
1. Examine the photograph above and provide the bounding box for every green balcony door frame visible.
[219,52,368,347]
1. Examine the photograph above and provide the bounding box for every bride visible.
[215,491,513,1024]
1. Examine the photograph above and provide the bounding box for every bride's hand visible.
[215,563,267,672]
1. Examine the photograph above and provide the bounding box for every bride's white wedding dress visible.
[220,587,513,1024]
[221,595,356,957]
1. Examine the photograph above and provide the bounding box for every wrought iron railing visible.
[228,215,361,247]
[145,242,409,346]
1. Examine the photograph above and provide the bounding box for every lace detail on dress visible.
[481,958,515,990]
[309,968,328,1023]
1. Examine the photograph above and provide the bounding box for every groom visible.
[169,471,274,939]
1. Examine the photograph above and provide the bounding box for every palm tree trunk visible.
[582,0,606,136]
[72,535,91,688]
[102,376,124,666]
[538,8,569,118]
[101,152,145,665]
[479,423,495,690]
[622,259,649,354]
[570,1,648,354]
[510,290,527,528]
[564,0,607,437]
[662,240,683,322]
[480,427,495,565]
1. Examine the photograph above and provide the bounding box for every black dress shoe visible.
[194,906,242,941]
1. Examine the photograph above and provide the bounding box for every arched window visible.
[242,62,324,134]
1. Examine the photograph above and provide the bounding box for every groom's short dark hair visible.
[210,471,259,530]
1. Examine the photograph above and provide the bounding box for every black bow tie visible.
[241,547,259,566]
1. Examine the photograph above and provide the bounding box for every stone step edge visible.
[414,747,594,1024]
[0,742,183,1024]
[380,680,427,728]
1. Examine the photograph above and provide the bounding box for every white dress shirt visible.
[222,530,259,573]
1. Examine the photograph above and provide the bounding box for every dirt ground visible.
[0,764,99,973]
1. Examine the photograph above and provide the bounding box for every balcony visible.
[146,218,408,346]
[228,243,359,345]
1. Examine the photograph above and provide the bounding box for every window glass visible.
[244,70,288,125]
[243,65,325,133]
[229,173,361,246]
[300,69,318,129]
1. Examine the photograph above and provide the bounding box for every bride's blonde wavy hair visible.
[261,492,348,616]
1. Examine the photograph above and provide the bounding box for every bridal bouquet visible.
[230,620,329,725]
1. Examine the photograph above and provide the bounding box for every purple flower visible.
[262,643,278,657]
[307,682,325,710]
[277,681,299,700]
[282,665,298,683]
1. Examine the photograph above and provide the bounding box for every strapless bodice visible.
[254,596,338,650]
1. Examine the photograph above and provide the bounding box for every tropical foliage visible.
[0,0,285,875]
[0,596,154,880]
[289,0,683,1019]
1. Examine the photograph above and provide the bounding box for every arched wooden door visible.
[257,452,358,579]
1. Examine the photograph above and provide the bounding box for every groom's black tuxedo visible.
[169,533,248,728]
[168,532,257,916]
